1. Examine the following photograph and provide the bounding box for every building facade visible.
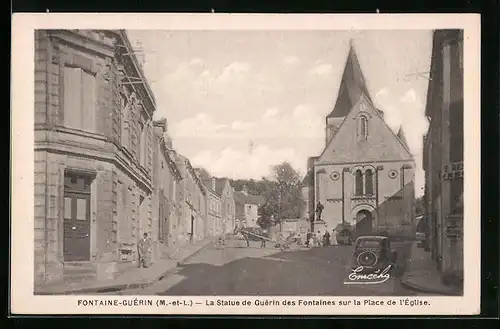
[152,118,184,260]
[423,30,464,287]
[303,43,416,239]
[215,178,236,234]
[204,178,223,237]
[172,153,207,243]
[34,29,157,288]
[234,187,266,228]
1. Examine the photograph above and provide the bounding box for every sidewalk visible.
[35,238,215,295]
[401,242,463,296]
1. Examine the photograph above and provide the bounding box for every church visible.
[302,43,416,239]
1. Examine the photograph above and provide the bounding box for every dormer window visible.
[358,116,368,140]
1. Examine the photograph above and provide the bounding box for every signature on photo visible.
[343,265,393,285]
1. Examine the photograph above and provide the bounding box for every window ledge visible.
[51,125,108,141]
[351,195,376,200]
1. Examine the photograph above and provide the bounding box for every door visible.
[355,210,373,237]
[63,192,91,261]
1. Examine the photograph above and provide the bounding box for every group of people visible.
[303,229,338,248]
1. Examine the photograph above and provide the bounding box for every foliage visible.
[230,162,305,228]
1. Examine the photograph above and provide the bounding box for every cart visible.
[274,232,301,251]
[238,228,300,251]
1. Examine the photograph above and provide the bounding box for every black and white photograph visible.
[11,14,480,315]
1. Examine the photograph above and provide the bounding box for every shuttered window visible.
[63,66,96,132]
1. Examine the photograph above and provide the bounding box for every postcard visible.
[11,13,480,315]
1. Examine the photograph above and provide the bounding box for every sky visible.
[127,30,432,196]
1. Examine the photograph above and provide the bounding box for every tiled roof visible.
[302,168,314,186]
[327,42,373,119]
[397,126,410,151]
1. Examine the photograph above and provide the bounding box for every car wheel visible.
[357,251,378,267]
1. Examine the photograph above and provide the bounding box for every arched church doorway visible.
[355,209,373,236]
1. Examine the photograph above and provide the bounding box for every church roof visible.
[397,126,410,151]
[302,168,314,186]
[327,42,373,118]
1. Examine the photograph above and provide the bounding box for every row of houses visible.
[422,29,464,288]
[33,29,264,289]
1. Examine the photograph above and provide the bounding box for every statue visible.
[315,201,324,221]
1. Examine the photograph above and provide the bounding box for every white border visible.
[11,13,481,315]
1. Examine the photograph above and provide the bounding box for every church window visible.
[354,170,363,196]
[358,116,368,140]
[365,169,374,195]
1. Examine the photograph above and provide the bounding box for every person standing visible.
[306,230,312,248]
[324,230,331,247]
[261,228,268,248]
[331,228,338,246]
[137,233,152,268]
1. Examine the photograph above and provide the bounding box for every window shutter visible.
[63,66,82,129]
[81,70,97,132]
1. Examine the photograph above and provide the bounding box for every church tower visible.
[325,41,376,146]
[304,40,415,239]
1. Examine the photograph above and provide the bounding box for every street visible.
[114,237,432,296]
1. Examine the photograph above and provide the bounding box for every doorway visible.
[63,173,92,262]
[355,209,373,237]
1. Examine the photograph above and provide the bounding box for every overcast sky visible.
[127,30,432,196]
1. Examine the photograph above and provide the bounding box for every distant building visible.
[34,29,157,288]
[234,186,266,228]
[215,178,237,234]
[281,218,310,235]
[172,153,207,243]
[302,42,416,239]
[198,174,223,237]
[152,118,183,259]
[423,30,463,287]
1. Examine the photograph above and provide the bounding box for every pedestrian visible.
[324,230,331,247]
[316,230,321,247]
[306,230,311,248]
[261,228,267,248]
[137,233,152,268]
[331,228,338,246]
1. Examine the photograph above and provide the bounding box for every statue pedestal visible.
[312,220,327,236]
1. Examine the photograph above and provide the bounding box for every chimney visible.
[212,178,216,191]
[242,185,248,196]
[164,134,173,150]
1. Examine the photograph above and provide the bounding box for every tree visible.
[256,216,273,230]
[260,162,305,229]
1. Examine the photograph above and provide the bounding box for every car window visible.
[356,240,382,248]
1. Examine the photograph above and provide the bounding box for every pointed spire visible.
[397,126,410,150]
[327,40,373,118]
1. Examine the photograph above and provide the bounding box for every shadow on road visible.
[158,241,414,296]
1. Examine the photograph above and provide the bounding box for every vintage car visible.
[350,236,398,273]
